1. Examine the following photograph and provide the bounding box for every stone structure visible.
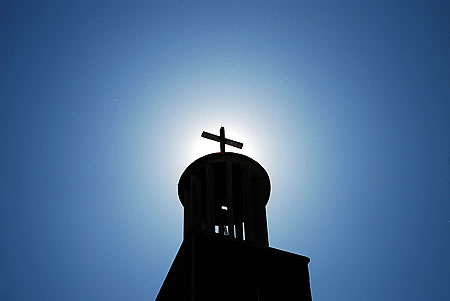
[156,127,312,301]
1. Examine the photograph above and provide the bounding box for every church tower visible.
[156,127,312,301]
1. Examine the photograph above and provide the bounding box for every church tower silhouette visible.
[156,127,312,301]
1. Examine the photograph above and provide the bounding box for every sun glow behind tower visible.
[126,58,319,250]
[135,114,277,237]
[3,2,448,300]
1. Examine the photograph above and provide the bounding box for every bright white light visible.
[132,76,309,233]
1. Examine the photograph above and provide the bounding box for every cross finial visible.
[201,127,243,153]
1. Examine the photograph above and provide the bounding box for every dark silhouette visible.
[201,126,243,152]
[156,127,312,301]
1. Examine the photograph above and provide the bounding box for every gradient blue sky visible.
[2,1,449,300]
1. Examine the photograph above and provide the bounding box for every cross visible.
[201,127,243,153]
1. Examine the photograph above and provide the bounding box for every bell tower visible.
[156,127,312,301]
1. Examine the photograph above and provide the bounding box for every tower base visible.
[156,231,312,301]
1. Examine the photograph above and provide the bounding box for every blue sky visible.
[2,1,449,300]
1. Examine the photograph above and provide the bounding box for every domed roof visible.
[178,152,271,206]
